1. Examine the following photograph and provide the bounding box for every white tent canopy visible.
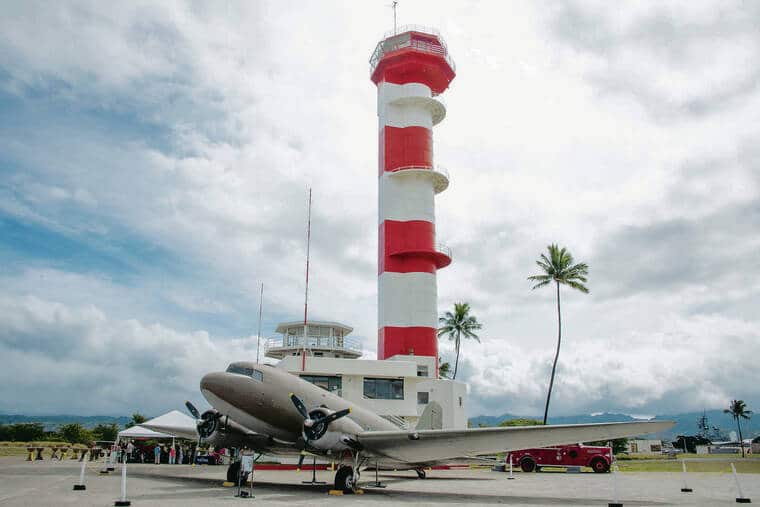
[117,425,173,440]
[141,410,198,440]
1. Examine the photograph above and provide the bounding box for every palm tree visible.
[125,412,147,429]
[438,303,482,380]
[438,359,451,379]
[527,244,589,425]
[724,399,752,458]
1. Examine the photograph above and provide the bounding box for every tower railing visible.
[370,29,456,76]
[265,335,363,353]
[436,243,452,259]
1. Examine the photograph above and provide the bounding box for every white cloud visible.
[0,0,758,417]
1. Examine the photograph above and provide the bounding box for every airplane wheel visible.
[520,457,536,473]
[334,465,355,493]
[416,469,426,479]
[591,458,610,473]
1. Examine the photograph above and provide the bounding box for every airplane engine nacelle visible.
[199,411,270,451]
[307,431,353,451]
[302,407,363,452]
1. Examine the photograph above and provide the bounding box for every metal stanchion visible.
[114,459,131,506]
[73,458,87,490]
[680,460,693,492]
[302,456,326,485]
[364,461,386,488]
[731,463,751,503]
[507,454,515,479]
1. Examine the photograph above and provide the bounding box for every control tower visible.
[370,27,455,372]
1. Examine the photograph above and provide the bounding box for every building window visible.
[301,375,342,393]
[417,365,428,377]
[363,378,404,400]
[417,392,429,404]
[458,396,462,407]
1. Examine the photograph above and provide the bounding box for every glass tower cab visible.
[264,320,363,360]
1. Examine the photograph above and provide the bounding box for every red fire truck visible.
[509,444,612,473]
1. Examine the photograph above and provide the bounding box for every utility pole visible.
[255,283,263,363]
[301,188,312,372]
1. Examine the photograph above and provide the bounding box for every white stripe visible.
[378,82,437,128]
[379,171,435,223]
[378,272,438,328]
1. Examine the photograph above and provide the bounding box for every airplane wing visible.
[356,420,673,464]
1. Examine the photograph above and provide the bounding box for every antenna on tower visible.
[255,282,264,364]
[301,188,312,372]
[392,1,398,35]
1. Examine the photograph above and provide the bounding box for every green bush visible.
[57,423,93,444]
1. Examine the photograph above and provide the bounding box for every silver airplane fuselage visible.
[200,362,398,450]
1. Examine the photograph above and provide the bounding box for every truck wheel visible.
[520,457,536,473]
[590,458,609,473]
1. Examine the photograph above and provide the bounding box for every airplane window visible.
[226,365,254,376]
[226,364,263,381]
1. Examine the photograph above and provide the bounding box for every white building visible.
[626,439,663,454]
[265,320,466,429]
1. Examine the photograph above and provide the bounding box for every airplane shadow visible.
[127,469,667,505]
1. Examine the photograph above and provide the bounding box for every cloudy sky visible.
[1,0,758,419]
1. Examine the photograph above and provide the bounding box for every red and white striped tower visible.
[370,27,455,374]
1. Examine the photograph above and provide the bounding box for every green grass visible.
[616,459,760,473]
[0,441,87,457]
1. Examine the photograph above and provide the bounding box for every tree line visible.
[0,422,121,444]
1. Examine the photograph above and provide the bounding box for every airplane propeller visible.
[289,393,351,443]
[185,401,223,439]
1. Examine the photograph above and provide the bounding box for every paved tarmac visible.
[0,457,757,506]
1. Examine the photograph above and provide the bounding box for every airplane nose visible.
[200,372,227,396]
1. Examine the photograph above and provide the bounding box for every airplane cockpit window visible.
[226,364,254,376]
[226,364,264,381]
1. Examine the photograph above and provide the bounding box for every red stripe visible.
[379,220,437,274]
[383,126,432,172]
[377,326,438,360]
[371,49,456,95]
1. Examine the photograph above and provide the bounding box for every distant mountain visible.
[0,414,132,430]
[468,410,758,441]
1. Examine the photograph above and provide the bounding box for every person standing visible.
[126,441,134,463]
[169,445,176,464]
[154,444,161,465]
[178,445,184,465]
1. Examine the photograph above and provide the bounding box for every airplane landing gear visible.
[416,468,426,479]
[334,465,357,493]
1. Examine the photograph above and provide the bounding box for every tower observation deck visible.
[371,27,456,372]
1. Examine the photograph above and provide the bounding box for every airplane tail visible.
[416,401,443,430]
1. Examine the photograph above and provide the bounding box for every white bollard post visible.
[608,463,622,507]
[100,450,110,475]
[681,460,693,492]
[731,463,751,503]
[73,458,87,490]
[114,460,131,506]
[507,453,514,480]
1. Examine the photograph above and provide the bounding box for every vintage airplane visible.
[144,361,673,492]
